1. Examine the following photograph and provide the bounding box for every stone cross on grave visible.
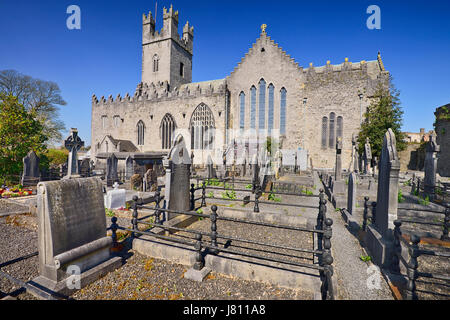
[424,133,440,199]
[364,137,373,174]
[335,136,343,181]
[64,128,84,179]
[349,134,359,173]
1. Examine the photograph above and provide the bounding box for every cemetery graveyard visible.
[1,2,449,303]
[0,125,448,301]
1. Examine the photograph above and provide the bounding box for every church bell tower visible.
[141,5,193,89]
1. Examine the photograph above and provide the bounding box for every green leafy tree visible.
[0,94,47,181]
[357,76,406,158]
[0,69,66,145]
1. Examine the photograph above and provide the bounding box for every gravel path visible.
[0,216,39,299]
[173,218,315,265]
[72,248,312,300]
[0,199,30,216]
[325,201,394,300]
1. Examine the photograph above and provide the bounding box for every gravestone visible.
[105,182,126,209]
[297,149,308,171]
[166,135,191,218]
[125,156,133,181]
[21,150,40,186]
[347,172,357,215]
[31,178,121,296]
[143,169,157,192]
[274,150,283,179]
[79,159,91,178]
[206,155,216,180]
[333,137,345,194]
[64,128,84,179]
[106,153,119,187]
[366,128,400,268]
[130,173,142,191]
[190,151,196,176]
[349,134,359,173]
[424,134,440,200]
[251,154,259,191]
[363,137,373,174]
[259,158,272,191]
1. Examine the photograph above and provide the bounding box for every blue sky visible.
[1,0,449,146]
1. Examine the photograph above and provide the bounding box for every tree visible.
[0,69,66,145]
[357,76,406,158]
[0,94,48,181]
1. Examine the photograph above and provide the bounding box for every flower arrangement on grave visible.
[0,185,33,198]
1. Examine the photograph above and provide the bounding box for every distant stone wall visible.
[435,104,450,177]
[398,143,424,172]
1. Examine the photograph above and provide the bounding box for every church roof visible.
[102,135,139,152]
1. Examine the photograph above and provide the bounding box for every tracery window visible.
[190,103,215,150]
[239,92,245,132]
[329,112,336,148]
[268,84,274,134]
[321,116,328,149]
[250,86,256,129]
[258,79,266,130]
[280,88,287,135]
[137,120,145,146]
[160,113,177,149]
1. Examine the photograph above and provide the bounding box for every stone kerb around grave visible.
[32,177,121,296]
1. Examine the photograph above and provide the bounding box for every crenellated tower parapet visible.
[141,4,193,89]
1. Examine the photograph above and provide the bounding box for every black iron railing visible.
[110,189,335,300]
[390,220,450,300]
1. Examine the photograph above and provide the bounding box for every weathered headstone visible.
[251,154,259,191]
[333,137,345,194]
[424,134,440,200]
[347,172,357,215]
[105,182,126,209]
[166,135,191,218]
[79,159,91,178]
[31,178,121,296]
[130,173,142,191]
[106,153,119,187]
[143,169,157,192]
[190,151,196,176]
[363,137,373,174]
[297,149,308,171]
[64,128,84,179]
[125,156,133,180]
[349,134,359,173]
[206,154,216,180]
[21,151,40,186]
[366,128,400,267]
[274,150,283,179]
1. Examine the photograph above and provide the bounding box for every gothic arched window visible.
[258,79,266,131]
[337,116,343,140]
[280,88,287,135]
[190,103,215,150]
[137,120,145,146]
[160,113,177,149]
[321,116,328,149]
[268,84,274,134]
[250,86,256,129]
[153,54,159,72]
[239,92,245,132]
[329,112,336,148]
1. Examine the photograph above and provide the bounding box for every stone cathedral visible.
[91,5,390,171]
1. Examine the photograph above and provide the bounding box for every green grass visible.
[360,255,372,262]
[398,189,404,203]
[221,190,236,200]
[105,208,115,217]
[268,192,282,202]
